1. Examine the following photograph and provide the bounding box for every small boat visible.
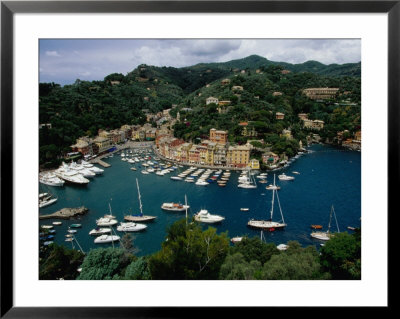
[65,234,73,238]
[311,225,323,229]
[266,184,280,190]
[39,193,58,208]
[347,226,356,231]
[292,171,300,175]
[195,180,209,186]
[230,237,243,244]
[130,167,137,171]
[41,225,53,229]
[240,208,249,211]
[278,173,295,181]
[52,221,62,226]
[43,241,54,246]
[69,224,82,228]
[141,170,149,175]
[161,202,190,212]
[67,229,77,234]
[194,209,225,224]
[65,238,74,242]
[117,222,147,232]
[170,176,183,181]
[94,234,120,244]
[277,244,288,251]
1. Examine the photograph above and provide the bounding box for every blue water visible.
[39,144,361,256]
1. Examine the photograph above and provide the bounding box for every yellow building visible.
[227,145,250,168]
[248,159,260,170]
[93,136,111,153]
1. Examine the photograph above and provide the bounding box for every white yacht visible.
[278,173,295,181]
[96,216,118,226]
[195,180,209,186]
[69,162,96,178]
[39,172,65,187]
[39,194,58,208]
[89,227,111,236]
[94,234,120,244]
[54,164,89,184]
[117,222,147,232]
[194,209,225,223]
[161,202,190,212]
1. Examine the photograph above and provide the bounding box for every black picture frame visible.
[1,0,396,317]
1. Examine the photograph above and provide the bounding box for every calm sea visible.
[39,144,361,256]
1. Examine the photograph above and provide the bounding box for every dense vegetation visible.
[39,219,361,280]
[39,55,361,167]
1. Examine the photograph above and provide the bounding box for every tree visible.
[148,219,230,279]
[219,252,262,280]
[261,242,325,280]
[77,247,133,280]
[319,232,361,279]
[230,237,279,265]
[124,257,151,280]
[39,243,85,280]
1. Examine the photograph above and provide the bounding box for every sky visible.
[39,39,361,86]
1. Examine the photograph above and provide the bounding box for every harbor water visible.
[39,144,361,256]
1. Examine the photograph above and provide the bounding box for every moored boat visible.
[94,234,120,244]
[161,202,190,212]
[194,209,225,223]
[117,222,147,232]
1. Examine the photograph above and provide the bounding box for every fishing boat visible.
[247,174,287,230]
[117,222,147,232]
[124,178,156,222]
[161,202,190,212]
[94,234,120,244]
[310,205,340,241]
[194,209,225,224]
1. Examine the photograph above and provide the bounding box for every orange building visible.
[209,128,228,144]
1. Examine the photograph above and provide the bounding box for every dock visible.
[39,206,89,220]
[93,159,111,167]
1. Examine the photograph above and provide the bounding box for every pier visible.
[39,206,89,220]
[92,159,111,167]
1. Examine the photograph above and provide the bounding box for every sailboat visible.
[124,178,156,222]
[310,205,340,241]
[247,174,287,230]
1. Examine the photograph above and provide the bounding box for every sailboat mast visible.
[270,174,276,220]
[327,205,333,234]
[136,178,143,215]
[332,205,340,233]
[108,202,112,215]
[185,194,188,226]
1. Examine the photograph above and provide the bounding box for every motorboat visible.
[278,173,295,181]
[161,202,190,212]
[89,227,111,236]
[170,176,183,181]
[230,237,243,244]
[39,193,58,208]
[266,184,280,190]
[94,234,120,244]
[117,222,147,232]
[52,221,62,226]
[195,180,209,186]
[277,244,288,251]
[194,209,225,223]
[54,164,90,184]
[240,208,249,211]
[39,172,65,187]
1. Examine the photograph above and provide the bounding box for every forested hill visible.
[39,55,361,166]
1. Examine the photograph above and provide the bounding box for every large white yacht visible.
[54,164,89,184]
[194,209,225,223]
[39,172,65,187]
[96,216,118,226]
[81,160,104,174]
[69,162,96,178]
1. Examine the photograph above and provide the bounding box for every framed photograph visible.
[1,0,396,316]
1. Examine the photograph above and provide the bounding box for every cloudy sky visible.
[39,39,361,85]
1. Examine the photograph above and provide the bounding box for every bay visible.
[39,144,361,256]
